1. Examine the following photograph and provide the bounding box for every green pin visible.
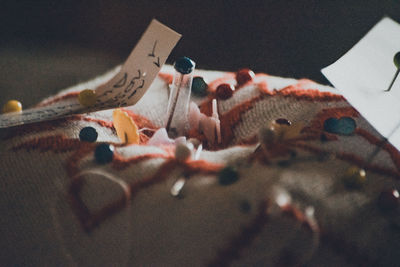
[385,51,400,92]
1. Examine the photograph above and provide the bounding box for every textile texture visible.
[1,66,399,266]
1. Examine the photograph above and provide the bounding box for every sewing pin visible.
[165,57,195,138]
[342,119,400,188]
[170,140,203,198]
[384,51,400,92]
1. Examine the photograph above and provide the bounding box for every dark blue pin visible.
[79,127,98,142]
[191,76,208,97]
[95,143,115,164]
[323,117,356,135]
[218,166,239,186]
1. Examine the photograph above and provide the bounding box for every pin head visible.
[236,68,255,86]
[79,127,98,142]
[95,143,115,164]
[174,57,195,75]
[112,109,139,145]
[259,125,276,146]
[2,100,22,114]
[78,89,96,107]
[323,117,356,135]
[394,51,400,69]
[191,76,208,96]
[385,51,400,92]
[218,166,239,186]
[275,118,292,126]
[342,166,366,189]
[216,83,235,100]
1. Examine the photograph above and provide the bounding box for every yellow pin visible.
[342,166,366,189]
[269,120,303,141]
[78,89,96,107]
[2,100,22,114]
[113,108,139,144]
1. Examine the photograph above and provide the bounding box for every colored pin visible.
[170,140,203,198]
[165,57,195,137]
[78,89,96,107]
[212,99,222,144]
[384,51,400,92]
[79,126,98,142]
[113,109,139,145]
[343,118,400,187]
[2,100,22,114]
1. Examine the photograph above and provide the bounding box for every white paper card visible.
[322,17,400,151]
[0,19,181,128]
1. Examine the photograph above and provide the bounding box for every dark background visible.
[1,0,400,107]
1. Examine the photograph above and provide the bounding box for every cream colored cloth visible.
[0,66,399,266]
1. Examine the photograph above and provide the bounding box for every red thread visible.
[10,70,400,238]
[183,159,224,175]
[3,115,114,140]
[281,204,316,233]
[81,116,114,129]
[237,135,259,146]
[65,145,96,177]
[69,149,223,230]
[207,200,270,267]
[208,73,236,92]
[71,159,176,230]
[219,95,264,147]
[158,72,173,84]
[12,135,87,153]
[276,204,319,267]
[292,141,400,179]
[257,78,344,101]
[119,108,158,130]
[276,88,344,101]
[112,153,170,170]
[3,119,69,140]
[198,80,346,147]
[200,98,213,117]
[256,80,270,94]
[10,135,95,177]
[187,128,208,145]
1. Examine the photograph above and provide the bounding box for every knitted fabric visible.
[0,66,399,266]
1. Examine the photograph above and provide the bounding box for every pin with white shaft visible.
[211,99,222,144]
[165,57,195,138]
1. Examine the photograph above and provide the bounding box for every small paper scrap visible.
[322,17,400,151]
[0,19,181,128]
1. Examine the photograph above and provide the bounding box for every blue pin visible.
[323,117,356,135]
[95,143,114,164]
[165,57,196,137]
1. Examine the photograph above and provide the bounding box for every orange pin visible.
[112,109,139,144]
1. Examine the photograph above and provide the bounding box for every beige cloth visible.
[0,66,399,266]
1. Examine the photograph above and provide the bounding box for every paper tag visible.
[322,17,400,151]
[0,19,181,128]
